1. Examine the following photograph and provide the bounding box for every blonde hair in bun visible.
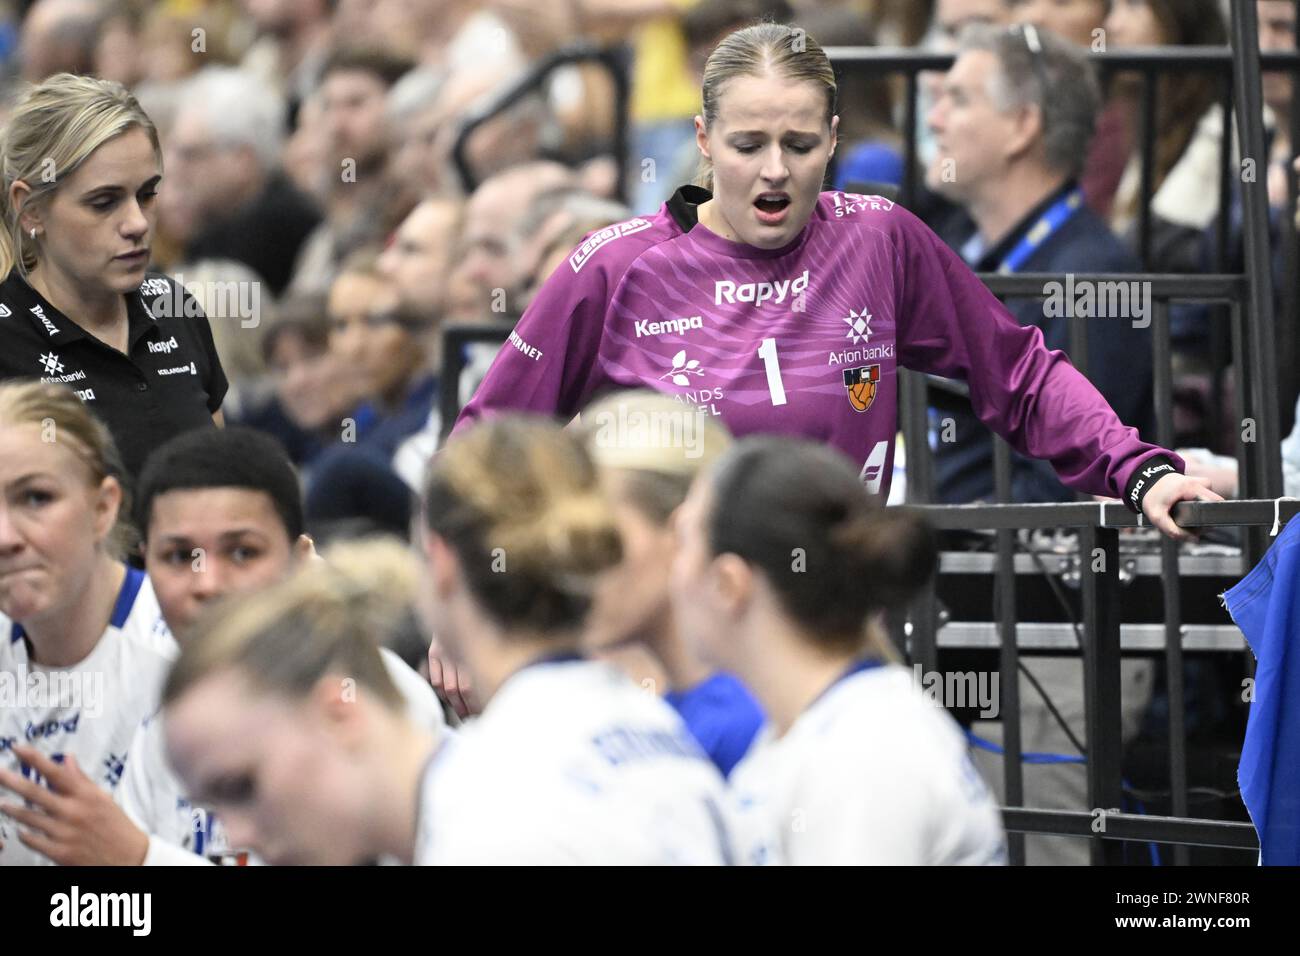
[423,415,622,632]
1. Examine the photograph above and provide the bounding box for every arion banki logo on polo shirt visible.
[36,351,93,400]
[37,351,84,384]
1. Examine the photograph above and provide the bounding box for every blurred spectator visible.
[1175,1,1297,449]
[238,0,335,127]
[929,0,1011,48]
[1008,0,1128,219]
[796,4,903,191]
[412,0,526,75]
[1259,0,1296,208]
[282,89,331,204]
[514,190,632,310]
[925,23,1153,504]
[135,3,240,89]
[18,0,101,81]
[166,67,321,297]
[92,0,143,88]
[445,161,577,323]
[378,197,462,328]
[911,1,1013,232]
[286,48,415,295]
[423,63,559,198]
[1105,0,1228,274]
[172,258,274,421]
[1008,0,1104,47]
[579,0,703,214]
[386,67,443,203]
[302,250,438,536]
[236,293,359,470]
[326,250,435,455]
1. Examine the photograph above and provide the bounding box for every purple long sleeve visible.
[454,189,1180,505]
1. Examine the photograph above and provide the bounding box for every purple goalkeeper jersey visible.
[455,185,1181,504]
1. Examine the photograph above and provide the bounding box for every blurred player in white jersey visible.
[0,382,174,866]
[3,425,446,865]
[671,435,1008,865]
[578,390,764,778]
[160,546,451,865]
[414,415,735,864]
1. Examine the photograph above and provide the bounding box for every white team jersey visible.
[0,567,175,866]
[415,657,736,865]
[119,646,451,865]
[729,663,1008,866]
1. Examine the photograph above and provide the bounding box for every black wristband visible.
[1125,454,1181,514]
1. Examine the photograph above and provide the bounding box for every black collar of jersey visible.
[667,184,712,232]
[1,268,158,350]
[972,179,1080,272]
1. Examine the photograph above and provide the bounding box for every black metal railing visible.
[871,3,1293,865]
[900,497,1292,862]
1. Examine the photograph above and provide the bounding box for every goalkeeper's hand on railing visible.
[1141,473,1223,542]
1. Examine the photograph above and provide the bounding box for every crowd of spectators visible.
[0,0,1288,521]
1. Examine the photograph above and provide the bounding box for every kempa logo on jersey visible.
[569,218,653,272]
[715,269,809,306]
[0,303,10,317]
[635,315,703,338]
[0,670,104,719]
[50,886,151,937]
[31,303,58,335]
[157,361,198,376]
[148,335,181,354]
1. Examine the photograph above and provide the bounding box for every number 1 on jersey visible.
[758,338,787,406]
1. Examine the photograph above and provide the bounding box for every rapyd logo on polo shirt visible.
[148,335,180,355]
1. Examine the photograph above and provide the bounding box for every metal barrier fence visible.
[836,2,1296,864]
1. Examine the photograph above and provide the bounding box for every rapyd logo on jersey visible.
[715,269,809,307]
[843,365,881,412]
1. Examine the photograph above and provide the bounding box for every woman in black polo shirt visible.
[0,73,227,481]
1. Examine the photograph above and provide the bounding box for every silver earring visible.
[29,228,36,240]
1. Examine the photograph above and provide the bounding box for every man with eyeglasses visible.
[925,22,1157,866]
